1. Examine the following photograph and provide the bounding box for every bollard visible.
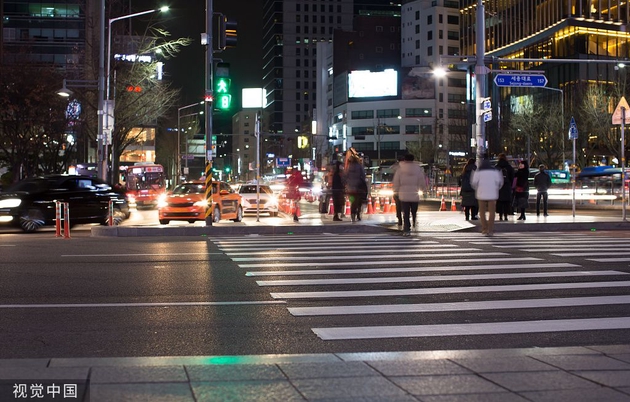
[108,199,114,226]
[55,201,70,239]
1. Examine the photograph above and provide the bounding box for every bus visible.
[122,163,166,209]
[576,166,629,203]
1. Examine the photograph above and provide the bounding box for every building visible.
[460,0,630,162]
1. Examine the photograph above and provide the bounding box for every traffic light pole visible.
[205,0,214,226]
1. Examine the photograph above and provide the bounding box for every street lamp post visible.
[474,0,488,166]
[102,6,168,183]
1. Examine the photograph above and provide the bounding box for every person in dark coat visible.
[495,153,514,221]
[534,164,552,216]
[330,161,345,221]
[513,160,530,220]
[344,150,367,222]
[460,158,478,220]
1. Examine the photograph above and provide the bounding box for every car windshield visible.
[172,183,204,194]
[5,177,55,193]
[239,185,272,194]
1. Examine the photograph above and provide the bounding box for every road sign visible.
[494,74,548,87]
[568,116,578,140]
[483,111,492,122]
[481,97,491,111]
[612,97,630,125]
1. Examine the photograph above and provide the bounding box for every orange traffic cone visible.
[366,195,374,214]
[328,196,334,215]
[345,197,351,215]
[295,201,301,217]
[450,197,457,211]
[374,196,381,213]
[383,197,391,213]
[439,196,447,211]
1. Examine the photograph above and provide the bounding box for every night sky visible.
[134,0,263,127]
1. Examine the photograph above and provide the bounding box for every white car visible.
[238,184,279,216]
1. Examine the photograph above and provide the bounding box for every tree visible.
[579,84,618,167]
[0,65,75,183]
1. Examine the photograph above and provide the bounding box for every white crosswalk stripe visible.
[212,233,630,343]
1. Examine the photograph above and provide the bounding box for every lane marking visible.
[238,257,540,269]
[289,295,630,316]
[312,317,630,340]
[270,281,630,299]
[231,252,508,262]
[245,262,580,277]
[226,247,478,256]
[0,300,286,309]
[61,252,226,257]
[589,258,630,262]
[256,271,625,287]
[219,244,455,252]
[552,252,630,257]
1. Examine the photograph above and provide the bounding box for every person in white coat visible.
[470,158,504,236]
[393,154,427,236]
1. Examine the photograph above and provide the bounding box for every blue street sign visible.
[568,116,578,140]
[494,74,548,87]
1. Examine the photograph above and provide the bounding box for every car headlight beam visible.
[0,199,21,208]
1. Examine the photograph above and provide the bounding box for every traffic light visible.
[216,14,238,50]
[214,63,232,111]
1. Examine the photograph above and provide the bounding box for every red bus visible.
[123,163,166,209]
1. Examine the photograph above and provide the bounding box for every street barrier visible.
[108,200,114,226]
[439,196,447,211]
[55,201,70,239]
[450,198,458,211]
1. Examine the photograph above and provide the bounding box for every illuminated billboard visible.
[348,69,398,98]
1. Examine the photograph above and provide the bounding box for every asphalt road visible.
[1,227,630,359]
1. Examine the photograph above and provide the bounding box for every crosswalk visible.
[212,232,630,343]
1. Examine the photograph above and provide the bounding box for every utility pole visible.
[204,0,214,226]
[475,0,488,166]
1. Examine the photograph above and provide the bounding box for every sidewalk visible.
[3,345,630,401]
[92,207,630,237]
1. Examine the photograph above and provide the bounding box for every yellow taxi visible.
[157,180,243,224]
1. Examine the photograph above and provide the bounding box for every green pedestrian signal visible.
[216,94,232,110]
[214,76,231,110]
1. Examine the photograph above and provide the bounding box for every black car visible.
[0,175,130,232]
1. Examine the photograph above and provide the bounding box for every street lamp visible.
[102,6,169,182]
[177,101,204,185]
[374,115,401,170]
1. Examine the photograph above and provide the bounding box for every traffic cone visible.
[374,196,381,213]
[383,197,391,213]
[366,195,374,214]
[295,200,301,217]
[345,197,351,215]
[439,196,447,211]
[450,197,457,211]
[328,196,334,215]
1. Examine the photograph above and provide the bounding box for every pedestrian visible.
[470,158,504,236]
[391,155,405,226]
[534,164,552,216]
[513,160,530,220]
[460,158,479,221]
[286,166,304,222]
[393,153,427,236]
[495,153,514,221]
[330,161,345,221]
[344,149,367,222]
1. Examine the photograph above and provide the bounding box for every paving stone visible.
[519,387,630,402]
[90,366,188,384]
[89,383,195,402]
[278,362,379,379]
[0,359,49,368]
[451,356,557,373]
[191,380,304,402]
[533,354,630,370]
[389,374,505,396]
[418,392,529,402]
[367,360,471,376]
[309,396,419,402]
[481,371,599,392]
[571,370,630,387]
[0,367,88,380]
[292,376,409,400]
[612,354,630,364]
[186,364,285,382]
[588,345,630,355]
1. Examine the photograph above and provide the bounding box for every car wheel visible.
[20,208,45,232]
[159,219,170,225]
[188,220,196,224]
[232,206,243,222]
[212,206,221,223]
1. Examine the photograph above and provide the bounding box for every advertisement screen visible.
[348,69,398,98]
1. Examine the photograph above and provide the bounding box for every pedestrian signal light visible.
[216,94,232,110]
[215,78,231,94]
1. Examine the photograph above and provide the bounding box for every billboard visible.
[401,67,435,100]
[348,69,398,98]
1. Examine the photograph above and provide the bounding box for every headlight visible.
[0,198,21,208]
[156,194,168,208]
[194,200,208,208]
[267,196,278,206]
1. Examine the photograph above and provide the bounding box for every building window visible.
[448,46,458,55]
[415,10,420,20]
[415,25,420,34]
[439,30,443,39]
[447,15,459,25]
[405,125,420,134]
[377,109,400,118]
[415,39,420,49]
[439,14,443,23]
[427,15,432,25]
[406,108,432,117]
[376,26,383,32]
[376,46,383,53]
[428,46,433,56]
[427,31,432,40]
[351,110,375,119]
